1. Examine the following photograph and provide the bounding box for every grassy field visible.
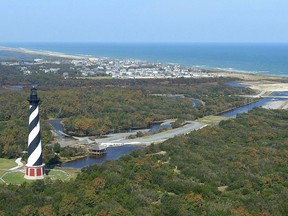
[196,115,230,125]
[2,171,29,184]
[0,170,5,184]
[0,170,4,176]
[1,168,80,185]
[45,169,69,181]
[0,157,80,184]
[0,158,17,169]
[61,168,80,180]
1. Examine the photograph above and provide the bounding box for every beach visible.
[262,100,288,109]
[222,73,288,110]
[0,46,84,59]
[1,45,288,110]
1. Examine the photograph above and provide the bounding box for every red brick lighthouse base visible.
[24,164,45,180]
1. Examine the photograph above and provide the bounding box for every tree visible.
[53,143,61,154]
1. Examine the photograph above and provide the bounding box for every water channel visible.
[222,82,288,118]
[57,83,288,169]
[49,119,155,169]
[61,145,144,169]
[220,98,274,118]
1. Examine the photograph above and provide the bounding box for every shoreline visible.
[1,45,288,92]
[0,46,85,59]
[1,45,288,81]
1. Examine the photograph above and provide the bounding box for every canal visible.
[58,84,288,169]
[61,145,144,169]
[220,98,274,118]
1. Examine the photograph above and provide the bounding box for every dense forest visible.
[0,108,287,215]
[0,76,254,159]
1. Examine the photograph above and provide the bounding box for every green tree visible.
[53,143,61,154]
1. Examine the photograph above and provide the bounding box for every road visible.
[94,129,150,143]
[96,121,206,146]
[240,91,267,98]
[56,121,206,147]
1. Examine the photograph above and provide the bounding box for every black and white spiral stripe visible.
[27,104,43,166]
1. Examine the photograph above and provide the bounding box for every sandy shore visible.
[2,45,288,93]
[209,71,288,110]
[214,69,287,81]
[212,70,288,92]
[262,100,288,110]
[0,46,85,59]
[245,82,288,92]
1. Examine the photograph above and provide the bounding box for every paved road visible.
[240,91,267,98]
[95,129,149,143]
[58,122,206,147]
[96,121,206,146]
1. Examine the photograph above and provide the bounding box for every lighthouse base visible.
[24,164,45,180]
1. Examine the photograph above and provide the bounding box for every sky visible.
[0,0,288,43]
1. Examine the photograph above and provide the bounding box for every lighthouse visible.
[24,85,45,180]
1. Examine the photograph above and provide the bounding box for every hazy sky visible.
[1,0,287,43]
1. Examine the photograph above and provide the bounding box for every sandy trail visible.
[262,100,288,109]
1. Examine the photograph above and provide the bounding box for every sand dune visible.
[0,46,84,59]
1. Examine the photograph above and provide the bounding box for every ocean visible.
[1,42,288,76]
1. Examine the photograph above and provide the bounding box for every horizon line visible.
[1,41,288,44]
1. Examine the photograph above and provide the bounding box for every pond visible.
[225,81,248,88]
[61,145,144,169]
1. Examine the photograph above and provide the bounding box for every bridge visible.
[262,96,288,99]
[240,91,288,99]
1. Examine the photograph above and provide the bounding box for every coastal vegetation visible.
[0,158,16,169]
[0,168,80,185]
[0,75,254,160]
[0,108,287,215]
[1,53,288,215]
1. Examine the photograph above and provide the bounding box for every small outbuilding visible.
[89,145,107,156]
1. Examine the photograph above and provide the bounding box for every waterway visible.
[220,98,274,118]
[50,119,155,169]
[49,119,67,138]
[224,81,248,88]
[166,94,204,108]
[61,145,144,169]
[58,85,288,168]
[8,85,24,89]
[220,83,288,118]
